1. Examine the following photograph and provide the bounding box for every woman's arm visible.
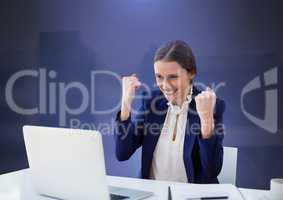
[114,74,147,161]
[197,98,225,179]
[114,92,148,161]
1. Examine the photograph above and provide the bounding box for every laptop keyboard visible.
[110,193,129,200]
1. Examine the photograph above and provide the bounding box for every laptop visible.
[23,125,153,200]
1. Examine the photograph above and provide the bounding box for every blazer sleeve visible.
[197,98,225,179]
[114,92,149,161]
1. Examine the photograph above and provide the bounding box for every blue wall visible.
[0,0,282,189]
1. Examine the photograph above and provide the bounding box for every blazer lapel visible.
[147,95,168,150]
[183,85,201,182]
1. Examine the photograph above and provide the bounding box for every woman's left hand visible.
[195,87,216,139]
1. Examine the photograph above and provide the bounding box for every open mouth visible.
[164,89,177,96]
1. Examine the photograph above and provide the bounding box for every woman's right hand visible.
[120,74,141,121]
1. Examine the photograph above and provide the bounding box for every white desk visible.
[0,169,269,200]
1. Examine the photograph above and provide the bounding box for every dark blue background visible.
[0,0,282,189]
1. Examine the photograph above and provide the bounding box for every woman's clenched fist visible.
[195,87,216,138]
[120,74,141,121]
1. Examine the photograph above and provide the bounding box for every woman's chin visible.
[165,95,177,104]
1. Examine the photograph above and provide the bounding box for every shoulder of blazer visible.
[139,89,167,115]
[215,98,226,117]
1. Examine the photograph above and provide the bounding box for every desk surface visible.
[0,169,269,200]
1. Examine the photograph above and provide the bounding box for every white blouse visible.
[149,88,193,182]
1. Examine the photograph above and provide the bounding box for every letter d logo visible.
[241,67,278,134]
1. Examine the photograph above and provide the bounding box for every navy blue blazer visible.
[114,85,225,184]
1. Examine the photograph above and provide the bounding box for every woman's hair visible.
[154,40,197,75]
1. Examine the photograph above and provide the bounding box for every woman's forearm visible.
[120,102,131,121]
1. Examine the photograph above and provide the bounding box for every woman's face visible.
[154,61,194,106]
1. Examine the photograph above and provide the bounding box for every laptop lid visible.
[23,125,110,200]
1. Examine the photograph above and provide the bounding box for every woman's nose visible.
[161,79,172,90]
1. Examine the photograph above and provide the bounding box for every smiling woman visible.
[153,41,196,104]
[114,40,225,184]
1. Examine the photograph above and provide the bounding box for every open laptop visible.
[23,125,153,200]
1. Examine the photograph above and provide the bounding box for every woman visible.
[114,40,225,184]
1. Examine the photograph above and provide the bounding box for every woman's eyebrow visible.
[155,73,179,78]
[167,74,179,77]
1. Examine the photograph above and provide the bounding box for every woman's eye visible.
[156,75,163,80]
[168,75,178,80]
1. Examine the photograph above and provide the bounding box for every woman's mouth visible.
[164,89,177,96]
